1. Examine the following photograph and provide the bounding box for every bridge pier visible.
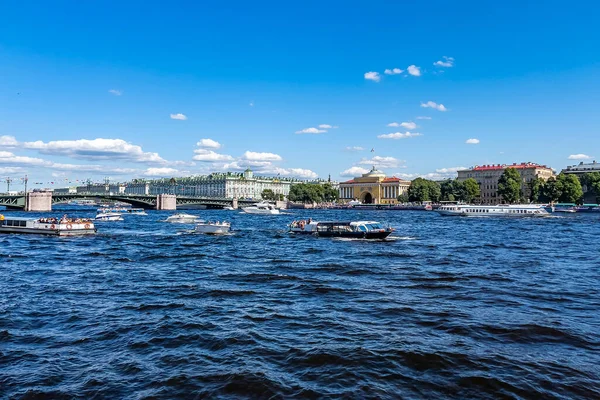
[231,198,238,210]
[26,192,53,212]
[156,194,176,210]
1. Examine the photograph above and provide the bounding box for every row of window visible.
[1,220,27,227]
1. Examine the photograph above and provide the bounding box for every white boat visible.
[242,202,280,215]
[95,213,124,221]
[97,207,147,215]
[436,204,550,217]
[222,206,235,211]
[0,214,96,236]
[195,220,231,234]
[165,213,198,223]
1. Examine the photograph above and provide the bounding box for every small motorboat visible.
[289,220,393,239]
[222,206,236,211]
[95,213,123,221]
[242,202,280,215]
[195,220,231,234]
[165,213,198,223]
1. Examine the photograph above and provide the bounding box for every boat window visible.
[357,225,367,232]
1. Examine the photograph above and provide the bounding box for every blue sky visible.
[1,0,599,188]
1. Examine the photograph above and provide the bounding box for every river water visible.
[1,209,599,399]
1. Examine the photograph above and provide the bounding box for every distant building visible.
[55,169,298,200]
[561,160,600,177]
[457,162,555,204]
[339,167,411,204]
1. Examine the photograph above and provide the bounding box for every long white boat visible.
[0,214,96,236]
[436,204,550,217]
[242,202,280,215]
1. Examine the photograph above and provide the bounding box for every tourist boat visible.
[241,202,280,215]
[97,207,147,215]
[436,204,550,217]
[289,220,394,239]
[95,212,124,221]
[0,214,96,236]
[165,213,198,223]
[194,220,231,234]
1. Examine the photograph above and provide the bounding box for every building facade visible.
[339,167,411,204]
[457,162,555,204]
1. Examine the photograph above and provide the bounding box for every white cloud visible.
[0,166,24,174]
[434,56,454,68]
[344,146,364,152]
[295,127,327,134]
[340,166,370,177]
[0,135,19,147]
[420,101,448,112]
[242,151,282,162]
[318,124,338,129]
[465,138,480,144]
[435,167,467,173]
[0,150,48,166]
[22,138,167,163]
[378,132,422,139]
[249,101,254,107]
[364,71,381,82]
[387,121,417,129]
[568,154,592,160]
[196,138,222,149]
[108,89,122,96]
[192,149,234,162]
[395,167,464,181]
[416,116,432,120]
[358,156,402,168]
[384,68,403,75]
[407,65,421,76]
[170,113,187,120]
[284,168,318,179]
[0,150,137,174]
[142,167,180,177]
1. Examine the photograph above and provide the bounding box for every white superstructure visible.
[436,204,550,217]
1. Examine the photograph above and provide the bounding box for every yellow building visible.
[339,167,411,204]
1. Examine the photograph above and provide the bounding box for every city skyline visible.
[1,1,599,186]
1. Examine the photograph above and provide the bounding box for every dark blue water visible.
[1,209,599,399]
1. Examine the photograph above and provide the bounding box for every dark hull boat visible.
[289,220,393,239]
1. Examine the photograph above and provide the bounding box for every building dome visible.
[362,166,386,178]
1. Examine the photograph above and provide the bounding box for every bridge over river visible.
[0,192,257,211]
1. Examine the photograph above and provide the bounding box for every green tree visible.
[440,180,455,201]
[581,172,600,201]
[462,178,481,203]
[529,177,545,203]
[261,189,277,201]
[407,178,441,202]
[557,173,583,203]
[542,177,562,203]
[497,167,522,204]
[288,183,326,203]
[397,193,409,203]
[322,183,339,202]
